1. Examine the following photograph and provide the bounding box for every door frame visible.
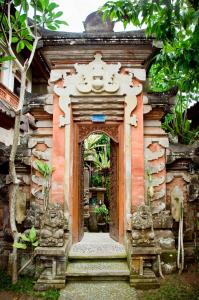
[72,122,124,243]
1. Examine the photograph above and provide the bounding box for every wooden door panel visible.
[78,141,84,241]
[109,139,119,241]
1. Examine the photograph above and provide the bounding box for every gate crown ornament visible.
[74,53,121,94]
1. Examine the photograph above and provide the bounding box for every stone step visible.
[59,281,138,300]
[68,234,127,259]
[66,259,130,280]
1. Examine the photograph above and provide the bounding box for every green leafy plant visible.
[91,173,102,187]
[95,204,109,223]
[162,96,199,144]
[13,226,38,250]
[0,269,60,299]
[36,160,54,210]
[13,227,38,276]
[101,0,199,145]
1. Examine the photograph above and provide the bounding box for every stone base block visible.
[34,240,69,291]
[34,276,65,291]
[130,268,160,290]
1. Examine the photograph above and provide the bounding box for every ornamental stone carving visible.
[49,53,145,127]
[39,204,68,247]
[75,53,120,94]
[131,205,155,246]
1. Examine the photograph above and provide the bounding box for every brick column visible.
[131,93,145,211]
[51,93,65,205]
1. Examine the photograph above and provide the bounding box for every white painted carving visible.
[32,148,51,161]
[32,175,45,186]
[75,53,120,94]
[152,176,165,187]
[171,186,184,222]
[49,53,145,221]
[153,189,166,200]
[145,147,165,161]
[50,53,144,127]
[28,138,52,149]
[145,138,169,149]
[148,162,165,174]
[166,172,190,183]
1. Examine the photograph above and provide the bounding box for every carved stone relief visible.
[170,186,184,222]
[49,53,144,127]
[131,205,155,246]
[39,204,68,247]
[78,124,119,143]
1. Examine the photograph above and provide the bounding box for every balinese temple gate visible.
[6,12,198,291]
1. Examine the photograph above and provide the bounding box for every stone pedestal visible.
[130,246,161,289]
[34,240,69,291]
[129,204,161,289]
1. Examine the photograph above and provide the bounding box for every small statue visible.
[24,204,43,229]
[131,205,155,246]
[39,204,68,247]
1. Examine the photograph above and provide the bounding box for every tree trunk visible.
[9,71,26,284]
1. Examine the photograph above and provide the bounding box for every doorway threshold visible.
[69,233,127,259]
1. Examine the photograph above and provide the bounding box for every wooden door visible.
[109,139,119,241]
[78,141,84,241]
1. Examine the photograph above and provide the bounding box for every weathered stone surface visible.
[83,11,114,32]
[39,204,68,247]
[69,233,127,259]
[161,262,177,274]
[32,148,51,161]
[32,175,45,186]
[189,174,199,202]
[170,186,184,222]
[155,230,175,250]
[59,281,138,300]
[16,190,26,224]
[66,259,129,277]
[131,205,155,247]
[152,210,173,229]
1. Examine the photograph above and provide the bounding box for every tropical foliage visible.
[13,226,38,250]
[101,0,199,143]
[0,0,67,59]
[36,160,54,210]
[0,0,67,283]
[95,204,109,223]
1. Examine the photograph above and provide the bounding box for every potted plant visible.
[95,204,109,232]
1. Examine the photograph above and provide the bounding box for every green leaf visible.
[53,11,63,19]
[20,233,30,242]
[16,40,25,53]
[55,20,68,26]
[32,241,39,247]
[48,2,59,11]
[29,227,37,243]
[19,14,27,23]
[13,242,27,249]
[12,36,19,43]
[24,40,33,51]
[14,0,21,6]
[0,56,15,63]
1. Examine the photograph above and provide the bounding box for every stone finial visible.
[83,11,114,32]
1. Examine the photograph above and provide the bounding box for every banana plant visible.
[35,160,54,211]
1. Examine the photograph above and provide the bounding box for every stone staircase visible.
[66,233,130,281]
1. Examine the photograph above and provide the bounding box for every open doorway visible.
[78,133,119,242]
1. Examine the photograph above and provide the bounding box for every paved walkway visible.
[59,281,138,300]
[59,233,138,300]
[69,232,127,258]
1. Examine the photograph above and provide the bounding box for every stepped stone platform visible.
[66,259,129,279]
[59,281,138,300]
[68,233,127,259]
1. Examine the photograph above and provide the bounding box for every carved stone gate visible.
[49,53,146,243]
